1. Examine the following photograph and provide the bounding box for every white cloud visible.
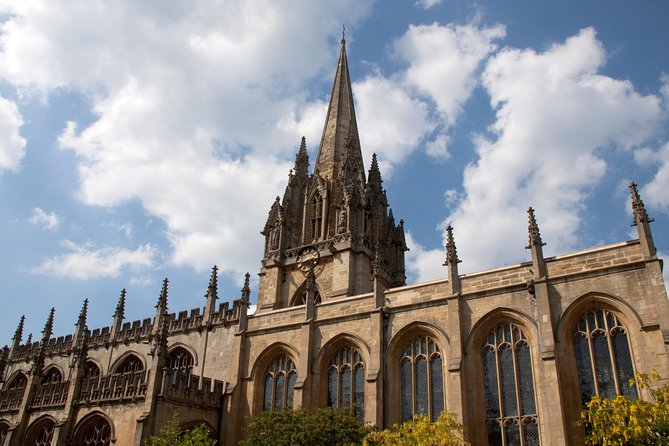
[405,232,445,283]
[28,207,60,231]
[0,96,26,172]
[658,252,669,295]
[32,240,155,280]
[355,75,435,175]
[0,0,373,275]
[443,28,664,273]
[637,142,669,212]
[415,0,442,10]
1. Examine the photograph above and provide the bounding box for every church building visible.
[1,36,668,446]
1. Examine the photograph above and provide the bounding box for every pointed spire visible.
[12,315,25,346]
[42,307,55,343]
[315,34,363,181]
[208,265,219,301]
[443,225,461,267]
[114,289,126,319]
[294,136,309,178]
[77,298,89,328]
[630,181,654,226]
[443,225,461,295]
[629,181,657,259]
[26,333,33,345]
[241,272,251,304]
[526,207,546,249]
[156,278,169,312]
[368,153,382,187]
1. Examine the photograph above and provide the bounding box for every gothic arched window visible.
[26,419,55,446]
[309,194,323,242]
[400,334,444,422]
[263,355,296,411]
[573,308,637,405]
[168,347,195,384]
[74,415,112,446]
[327,346,365,421]
[84,361,100,378]
[482,322,539,446]
[292,288,322,306]
[6,372,27,391]
[41,367,62,384]
[114,354,143,374]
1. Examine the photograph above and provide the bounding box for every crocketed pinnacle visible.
[77,298,89,328]
[443,225,461,266]
[294,136,309,178]
[13,315,25,344]
[368,153,382,186]
[315,35,363,181]
[114,289,126,319]
[156,278,169,312]
[42,307,55,343]
[630,182,654,226]
[207,265,219,301]
[241,272,251,303]
[526,207,546,249]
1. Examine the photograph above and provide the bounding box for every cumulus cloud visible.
[405,232,445,283]
[442,28,664,273]
[32,240,155,280]
[28,208,60,230]
[0,0,373,275]
[415,0,442,10]
[636,142,669,212]
[0,96,26,172]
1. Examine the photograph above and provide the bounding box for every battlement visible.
[159,368,225,409]
[116,318,153,342]
[89,326,111,348]
[167,307,203,333]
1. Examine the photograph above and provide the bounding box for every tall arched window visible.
[573,308,637,405]
[327,346,365,421]
[84,361,101,378]
[74,415,112,446]
[263,355,296,411]
[400,334,444,422]
[114,355,143,374]
[6,372,27,392]
[309,194,323,242]
[482,322,539,446]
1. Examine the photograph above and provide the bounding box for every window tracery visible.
[26,420,55,446]
[400,334,444,422]
[263,355,296,411]
[75,416,112,446]
[115,355,143,374]
[41,367,62,384]
[482,321,539,446]
[168,347,195,384]
[327,346,365,421]
[573,308,637,405]
[84,361,100,378]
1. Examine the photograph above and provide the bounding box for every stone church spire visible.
[314,35,364,181]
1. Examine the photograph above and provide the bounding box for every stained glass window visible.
[399,335,444,422]
[263,355,296,411]
[482,321,539,445]
[327,346,365,421]
[572,308,638,404]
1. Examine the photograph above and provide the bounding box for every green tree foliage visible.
[363,412,468,446]
[241,408,371,446]
[581,371,669,445]
[143,412,216,446]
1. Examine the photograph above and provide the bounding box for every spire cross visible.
[342,24,346,43]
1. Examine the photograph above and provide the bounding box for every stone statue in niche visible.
[270,225,280,250]
[337,208,348,234]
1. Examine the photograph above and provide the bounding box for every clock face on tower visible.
[297,248,320,274]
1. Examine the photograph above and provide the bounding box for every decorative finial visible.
[26,333,33,345]
[443,225,461,266]
[114,289,126,319]
[342,24,346,44]
[526,207,546,249]
[13,315,25,343]
[630,181,654,226]
[77,298,89,328]
[241,272,251,303]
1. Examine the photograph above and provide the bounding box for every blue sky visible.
[0,0,668,343]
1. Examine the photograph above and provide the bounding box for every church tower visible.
[257,35,407,312]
